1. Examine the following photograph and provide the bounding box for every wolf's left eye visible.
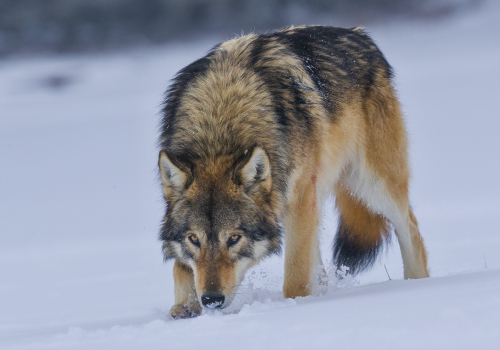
[188,234,200,247]
[227,234,241,247]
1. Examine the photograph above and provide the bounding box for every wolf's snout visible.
[201,293,225,308]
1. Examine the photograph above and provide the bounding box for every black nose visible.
[201,293,225,308]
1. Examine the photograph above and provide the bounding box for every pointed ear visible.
[238,146,271,193]
[158,150,191,201]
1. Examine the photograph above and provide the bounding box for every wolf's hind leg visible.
[365,185,429,279]
[334,175,429,279]
[339,74,430,279]
[395,207,429,279]
[282,175,321,299]
[361,77,429,279]
[169,260,202,319]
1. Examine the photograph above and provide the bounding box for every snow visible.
[1,2,500,349]
[4,270,500,350]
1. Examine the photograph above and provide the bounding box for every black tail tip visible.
[333,226,389,277]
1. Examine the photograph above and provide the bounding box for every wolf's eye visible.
[188,234,200,247]
[227,234,241,247]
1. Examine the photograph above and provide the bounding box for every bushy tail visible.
[333,187,391,276]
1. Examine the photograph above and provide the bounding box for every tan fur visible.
[335,186,390,248]
[193,243,238,299]
[282,168,320,298]
[409,209,429,275]
[170,261,202,319]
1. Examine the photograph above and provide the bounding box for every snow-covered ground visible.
[1,2,499,349]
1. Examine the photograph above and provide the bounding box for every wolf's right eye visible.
[227,234,242,247]
[188,234,200,247]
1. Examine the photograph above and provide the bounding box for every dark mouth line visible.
[204,301,224,309]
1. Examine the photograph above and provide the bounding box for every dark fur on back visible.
[160,26,393,154]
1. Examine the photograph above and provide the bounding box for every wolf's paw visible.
[169,302,202,319]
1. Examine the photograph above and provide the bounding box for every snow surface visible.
[1,2,500,349]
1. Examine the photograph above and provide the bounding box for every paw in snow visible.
[169,302,202,319]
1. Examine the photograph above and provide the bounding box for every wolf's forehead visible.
[185,190,242,234]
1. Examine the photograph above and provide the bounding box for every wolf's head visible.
[159,145,281,309]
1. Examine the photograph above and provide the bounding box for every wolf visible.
[158,26,429,318]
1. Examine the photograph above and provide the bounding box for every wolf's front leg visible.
[282,175,321,299]
[170,260,202,319]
